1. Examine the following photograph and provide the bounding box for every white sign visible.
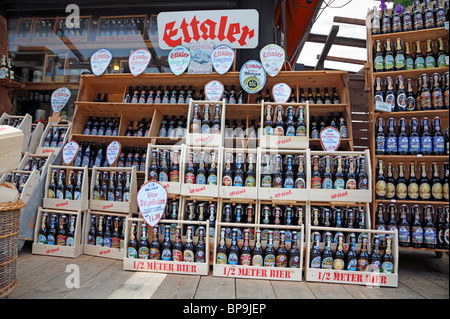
[188,42,214,74]
[211,45,234,75]
[375,100,393,112]
[137,181,168,227]
[320,126,341,152]
[62,141,80,165]
[51,87,71,113]
[168,45,191,76]
[204,80,225,101]
[106,140,121,166]
[157,9,259,50]
[272,83,291,103]
[239,60,266,94]
[129,48,151,77]
[260,44,285,77]
[90,48,112,76]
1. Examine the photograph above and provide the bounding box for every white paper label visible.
[204,80,225,101]
[375,100,393,112]
[320,127,341,152]
[211,45,235,75]
[239,60,266,94]
[272,83,291,103]
[168,45,191,76]
[106,140,121,166]
[260,44,285,77]
[51,87,71,113]
[62,141,80,165]
[137,181,168,227]
[188,42,214,74]
[90,48,112,76]
[129,48,151,77]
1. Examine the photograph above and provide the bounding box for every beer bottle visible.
[443,163,449,201]
[397,205,410,247]
[386,118,397,155]
[404,42,414,71]
[419,163,431,200]
[96,215,104,246]
[394,38,405,71]
[170,150,180,182]
[374,76,384,104]
[387,204,398,235]
[396,163,408,200]
[46,214,57,245]
[148,150,159,182]
[411,205,424,247]
[190,104,201,133]
[196,152,207,185]
[114,172,123,202]
[56,170,65,200]
[171,225,183,261]
[310,116,319,139]
[384,39,395,72]
[66,216,76,247]
[99,172,108,201]
[421,117,433,154]
[136,223,150,259]
[157,150,168,182]
[48,169,57,199]
[414,41,425,69]
[423,0,435,28]
[437,38,447,68]
[295,155,306,189]
[274,105,285,136]
[251,230,263,266]
[405,78,416,110]
[264,230,276,267]
[444,72,449,109]
[371,6,381,35]
[183,226,195,262]
[263,104,274,136]
[413,2,424,30]
[310,231,322,269]
[296,105,307,136]
[334,156,345,189]
[260,155,272,188]
[433,117,445,154]
[246,203,254,224]
[407,163,419,201]
[195,226,206,263]
[111,217,121,249]
[442,206,449,249]
[287,231,300,268]
[103,216,113,248]
[331,87,340,104]
[346,157,357,190]
[369,234,383,272]
[381,8,391,34]
[127,222,138,258]
[311,156,322,189]
[307,88,315,104]
[375,118,386,155]
[73,171,82,201]
[346,233,358,271]
[272,155,283,188]
[38,213,48,244]
[245,154,256,187]
[381,235,394,273]
[285,106,296,136]
[431,75,443,110]
[56,215,67,246]
[184,152,196,184]
[375,203,387,244]
[376,160,387,199]
[396,76,407,112]
[357,234,370,271]
[123,172,131,202]
[431,162,443,201]
[207,152,218,185]
[148,227,161,260]
[425,39,436,69]
[322,156,333,189]
[233,153,245,187]
[87,215,96,245]
[321,232,333,270]
[201,105,211,134]
[392,8,402,33]
[435,1,446,27]
[423,205,437,248]
[240,229,252,266]
[275,231,288,267]
[409,117,420,155]
[358,156,369,190]
[228,228,239,265]
[373,40,384,72]
[216,228,228,264]
[402,6,413,32]
[333,233,345,270]
[107,172,116,201]
[222,153,233,186]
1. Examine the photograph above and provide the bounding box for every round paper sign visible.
[168,45,191,76]
[211,45,234,75]
[204,80,225,101]
[62,141,80,165]
[106,140,121,166]
[239,60,266,94]
[320,126,342,152]
[51,87,71,113]
[129,48,151,77]
[137,181,168,227]
[272,83,292,103]
[90,48,112,76]
[260,44,285,77]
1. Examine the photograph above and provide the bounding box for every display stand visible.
[0,113,32,154]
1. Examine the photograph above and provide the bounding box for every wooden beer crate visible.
[82,210,131,260]
[259,101,310,150]
[0,125,24,174]
[0,169,40,205]
[223,103,261,149]
[257,147,310,201]
[32,208,84,258]
[28,122,45,154]
[43,165,89,211]
[219,146,258,200]
[17,152,55,180]
[180,144,221,198]
[304,226,399,288]
[0,112,32,153]
[36,122,71,156]
[145,144,182,195]
[89,166,138,214]
[308,149,372,203]
[185,100,225,147]
[123,218,211,276]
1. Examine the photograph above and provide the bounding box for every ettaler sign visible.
[157,9,259,50]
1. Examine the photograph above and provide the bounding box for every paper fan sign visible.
[272,83,292,103]
[137,181,168,227]
[51,87,71,113]
[106,140,121,166]
[90,48,112,76]
[129,48,151,76]
[211,45,235,75]
[239,60,266,94]
[260,44,285,77]
[204,80,225,101]
[320,126,341,152]
[62,141,80,165]
[168,45,191,76]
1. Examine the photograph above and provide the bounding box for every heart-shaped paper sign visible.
[106,140,121,166]
[204,80,225,101]
[211,45,235,75]
[137,181,168,227]
[320,126,341,152]
[62,141,80,165]
[272,83,292,103]
[260,44,285,77]
[168,45,191,76]
[91,48,113,76]
[129,48,151,77]
[51,87,71,113]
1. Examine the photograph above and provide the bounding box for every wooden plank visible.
[150,274,201,299]
[307,33,366,48]
[107,272,167,299]
[305,281,356,299]
[271,280,316,299]
[315,25,340,71]
[235,278,276,299]
[318,55,367,65]
[194,273,236,299]
[333,16,366,26]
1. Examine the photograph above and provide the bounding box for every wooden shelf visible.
[0,78,24,89]
[19,82,80,90]
[375,199,449,206]
[371,67,449,80]
[398,246,449,253]
[371,27,449,43]
[375,155,450,161]
[374,109,449,119]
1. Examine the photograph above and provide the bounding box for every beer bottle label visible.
[322,178,333,189]
[123,192,130,202]
[96,236,104,246]
[263,254,275,267]
[432,183,443,199]
[66,237,74,247]
[395,54,405,69]
[56,190,64,200]
[65,190,73,200]
[273,176,283,188]
[386,136,397,152]
[295,177,306,189]
[376,225,386,242]
[396,183,408,199]
[346,179,357,190]
[419,183,431,199]
[107,191,114,201]
[397,93,407,110]
[311,176,322,189]
[374,56,384,71]
[334,178,345,190]
[289,255,299,268]
[150,248,160,259]
[412,227,424,244]
[296,126,306,136]
[424,227,437,244]
[56,234,66,246]
[233,175,243,187]
[332,258,345,270]
[149,170,158,181]
[127,247,137,258]
[386,94,395,110]
[310,256,321,269]
[284,177,294,188]
[112,237,120,249]
[183,250,194,262]
[244,176,256,187]
[381,261,394,273]
[161,248,171,261]
[357,258,368,271]
[275,255,287,267]
[321,257,333,269]
[38,234,47,244]
[223,175,232,186]
[201,124,211,134]
[159,171,168,182]
[408,137,420,153]
[415,57,425,69]
[376,136,385,152]
[432,91,443,109]
[420,91,431,109]
[207,174,217,185]
[274,126,284,136]
[185,173,195,184]
[216,252,227,264]
[104,237,112,247]
[240,253,251,266]
[437,55,447,68]
[347,258,357,271]
[406,58,414,70]
[398,136,409,152]
[386,182,395,199]
[286,126,295,136]
[433,136,445,153]
[170,170,179,182]
[48,189,55,199]
[420,136,432,153]
[384,55,394,70]
[398,226,410,243]
[358,178,368,190]
[47,234,55,245]
[261,176,272,188]
[74,191,81,201]
[228,252,239,265]
[443,183,449,200]
[264,126,273,136]
[425,56,436,68]
[172,249,182,261]
[252,254,263,267]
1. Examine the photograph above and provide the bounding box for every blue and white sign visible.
[90,48,112,76]
[239,60,266,94]
[211,45,234,75]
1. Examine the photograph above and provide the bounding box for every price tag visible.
[51,87,71,113]
[320,126,341,152]
[239,60,266,94]
[375,100,392,112]
[137,181,168,227]
[106,140,121,166]
[129,48,151,77]
[211,45,235,75]
[62,141,80,165]
[204,80,225,101]
[272,83,291,103]
[168,45,191,76]
[90,48,112,76]
[445,21,449,30]
[260,44,285,77]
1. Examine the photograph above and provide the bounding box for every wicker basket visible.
[0,182,26,298]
